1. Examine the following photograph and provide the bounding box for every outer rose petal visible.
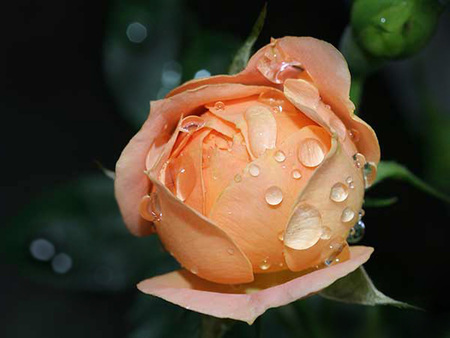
[115,84,273,237]
[137,246,373,324]
[284,137,364,271]
[146,175,254,284]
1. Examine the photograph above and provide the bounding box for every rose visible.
[115,36,380,323]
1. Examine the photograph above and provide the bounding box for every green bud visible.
[351,0,445,59]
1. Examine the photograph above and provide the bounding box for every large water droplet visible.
[265,186,283,206]
[140,192,162,222]
[298,138,325,167]
[363,162,377,188]
[284,203,322,250]
[214,101,225,111]
[274,150,286,162]
[330,182,349,202]
[347,220,365,244]
[259,258,271,271]
[249,163,260,177]
[353,152,366,169]
[341,207,355,223]
[180,116,205,133]
[257,45,304,84]
[292,169,302,180]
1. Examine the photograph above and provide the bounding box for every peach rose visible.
[115,36,380,323]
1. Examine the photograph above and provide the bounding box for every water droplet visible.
[234,174,242,183]
[180,116,205,133]
[279,262,284,267]
[324,242,344,266]
[320,226,332,240]
[194,69,211,79]
[330,182,349,202]
[227,248,235,255]
[51,253,73,274]
[258,90,287,112]
[363,162,377,188]
[272,105,282,113]
[380,17,386,24]
[346,176,353,184]
[284,204,322,250]
[359,209,365,218]
[265,186,283,206]
[278,231,284,241]
[29,238,55,261]
[259,258,271,271]
[140,192,162,222]
[249,163,260,177]
[348,128,360,142]
[298,138,325,167]
[274,150,286,162]
[347,220,366,244]
[214,101,225,111]
[353,152,366,169]
[190,266,198,275]
[341,207,355,223]
[292,169,302,179]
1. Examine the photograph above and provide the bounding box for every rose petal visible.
[115,84,276,237]
[208,126,331,273]
[284,137,365,271]
[137,246,373,324]
[168,37,380,164]
[146,172,254,284]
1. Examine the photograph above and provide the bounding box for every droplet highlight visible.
[265,186,283,206]
[341,207,355,223]
[353,152,366,169]
[298,138,325,167]
[330,182,349,202]
[180,115,205,133]
[347,219,365,244]
[248,163,260,177]
[274,150,286,162]
[214,101,225,111]
[259,258,271,271]
[320,226,332,240]
[284,203,322,250]
[363,162,377,188]
[291,169,302,179]
[348,128,360,142]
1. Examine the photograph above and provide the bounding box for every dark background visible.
[1,0,449,337]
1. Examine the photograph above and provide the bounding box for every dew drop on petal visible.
[180,115,205,133]
[346,176,353,184]
[298,138,325,167]
[291,169,302,180]
[227,248,235,255]
[363,162,377,188]
[341,207,355,223]
[278,231,284,241]
[347,219,366,244]
[284,204,322,250]
[214,101,225,111]
[320,226,332,240]
[330,182,349,202]
[248,163,260,177]
[259,258,271,271]
[265,186,283,206]
[140,192,162,222]
[274,150,286,162]
[190,266,198,275]
[324,242,345,266]
[353,152,366,169]
[234,174,242,183]
[348,128,360,142]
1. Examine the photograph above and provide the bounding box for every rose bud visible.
[115,36,380,323]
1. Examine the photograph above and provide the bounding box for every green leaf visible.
[372,161,450,203]
[228,3,267,75]
[319,267,419,309]
[364,196,398,208]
